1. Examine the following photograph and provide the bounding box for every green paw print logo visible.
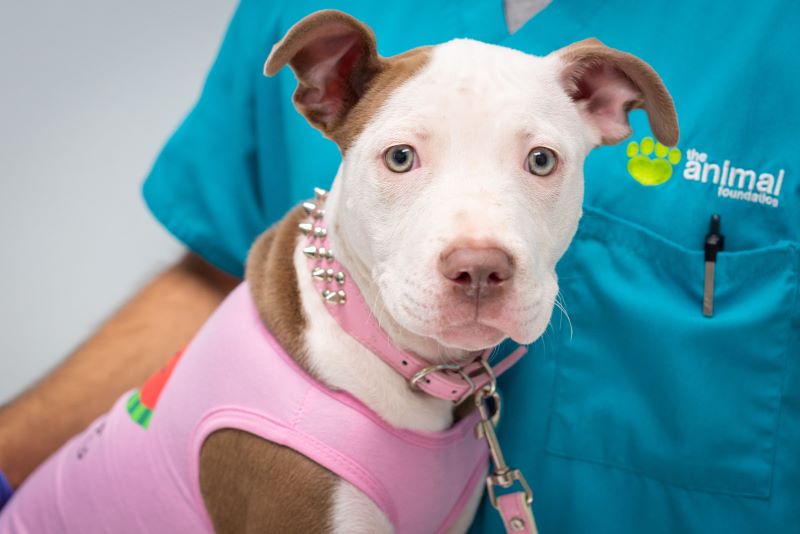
[626,136,682,186]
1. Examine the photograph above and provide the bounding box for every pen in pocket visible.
[703,214,724,317]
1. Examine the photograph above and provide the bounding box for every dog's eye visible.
[526,147,557,176]
[384,145,416,173]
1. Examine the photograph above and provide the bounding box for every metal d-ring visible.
[474,358,497,397]
[410,363,477,403]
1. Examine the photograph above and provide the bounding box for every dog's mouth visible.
[379,280,550,356]
[437,321,507,351]
[430,289,541,351]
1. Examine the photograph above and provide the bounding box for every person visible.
[1,0,798,531]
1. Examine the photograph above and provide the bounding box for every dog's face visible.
[266,11,677,356]
[337,41,590,351]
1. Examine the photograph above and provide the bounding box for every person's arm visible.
[0,0,273,492]
[0,252,239,488]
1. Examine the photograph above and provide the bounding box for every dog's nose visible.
[440,247,513,299]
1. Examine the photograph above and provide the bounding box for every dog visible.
[0,10,677,534]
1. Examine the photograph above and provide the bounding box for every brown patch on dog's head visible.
[246,206,310,370]
[334,46,430,150]
[264,9,430,152]
[554,38,679,146]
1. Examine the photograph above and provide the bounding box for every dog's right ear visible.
[264,10,383,137]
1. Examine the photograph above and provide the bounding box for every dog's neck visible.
[246,202,458,432]
[324,184,479,365]
[293,234,456,432]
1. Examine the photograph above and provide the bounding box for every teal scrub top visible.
[142,1,800,532]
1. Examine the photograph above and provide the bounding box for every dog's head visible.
[266,11,677,358]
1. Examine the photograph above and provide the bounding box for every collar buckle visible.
[410,363,477,404]
[409,355,500,404]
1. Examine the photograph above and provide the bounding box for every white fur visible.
[328,40,593,361]
[298,39,598,532]
[330,481,393,534]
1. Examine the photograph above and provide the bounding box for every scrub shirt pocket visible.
[545,207,798,498]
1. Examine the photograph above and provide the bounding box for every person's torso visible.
[242,1,799,532]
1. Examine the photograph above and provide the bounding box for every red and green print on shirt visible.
[126,348,185,429]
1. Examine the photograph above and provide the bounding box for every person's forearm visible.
[0,253,239,488]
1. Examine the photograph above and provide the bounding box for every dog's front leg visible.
[329,480,392,533]
[445,475,486,534]
[200,429,341,533]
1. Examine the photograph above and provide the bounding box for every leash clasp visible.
[475,379,534,509]
[486,468,534,509]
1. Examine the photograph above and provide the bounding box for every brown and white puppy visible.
[199,10,678,534]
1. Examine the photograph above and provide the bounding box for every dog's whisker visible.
[553,291,574,341]
[540,327,549,356]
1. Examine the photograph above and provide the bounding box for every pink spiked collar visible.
[298,187,528,404]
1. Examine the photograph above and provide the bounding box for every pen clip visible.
[704,214,724,261]
[703,214,724,317]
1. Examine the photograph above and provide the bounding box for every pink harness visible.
[0,188,537,534]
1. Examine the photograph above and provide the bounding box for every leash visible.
[474,364,538,534]
[300,187,538,533]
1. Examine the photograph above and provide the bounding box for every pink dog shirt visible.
[0,283,488,533]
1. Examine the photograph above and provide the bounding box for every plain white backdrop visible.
[0,0,238,403]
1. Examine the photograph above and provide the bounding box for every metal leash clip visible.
[474,368,533,511]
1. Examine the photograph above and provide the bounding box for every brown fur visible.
[244,206,314,371]
[264,9,431,152]
[200,207,337,533]
[333,46,431,151]
[557,38,679,147]
[263,11,379,82]
[200,429,337,534]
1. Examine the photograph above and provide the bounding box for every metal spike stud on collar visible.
[322,289,347,305]
[312,267,346,284]
[302,245,334,261]
[298,223,327,239]
[299,188,346,305]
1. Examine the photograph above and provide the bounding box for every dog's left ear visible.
[264,10,382,136]
[552,38,679,146]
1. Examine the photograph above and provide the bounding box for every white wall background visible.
[0,0,238,403]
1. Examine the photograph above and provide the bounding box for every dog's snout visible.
[440,247,513,298]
